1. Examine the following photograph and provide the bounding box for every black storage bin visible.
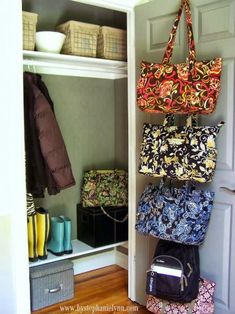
[77,204,128,247]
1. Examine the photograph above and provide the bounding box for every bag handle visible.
[100,205,128,223]
[163,114,198,127]
[186,114,198,127]
[163,113,175,126]
[162,0,196,74]
[94,170,128,223]
[158,179,196,200]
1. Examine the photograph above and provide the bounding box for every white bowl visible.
[35,31,66,54]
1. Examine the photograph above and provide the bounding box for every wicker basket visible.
[22,11,38,51]
[97,26,127,61]
[56,21,100,57]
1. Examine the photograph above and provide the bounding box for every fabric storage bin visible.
[22,11,38,50]
[56,21,100,57]
[30,260,74,311]
[97,26,127,61]
[77,204,128,247]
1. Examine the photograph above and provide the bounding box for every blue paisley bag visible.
[135,181,215,245]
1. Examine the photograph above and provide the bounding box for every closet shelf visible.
[23,50,127,79]
[29,239,128,267]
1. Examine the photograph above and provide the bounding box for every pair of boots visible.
[27,207,50,262]
[47,216,73,256]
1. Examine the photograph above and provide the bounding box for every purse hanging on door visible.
[139,114,224,182]
[146,278,215,314]
[135,180,215,245]
[136,0,222,114]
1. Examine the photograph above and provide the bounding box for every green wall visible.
[35,75,127,239]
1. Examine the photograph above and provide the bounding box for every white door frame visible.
[0,1,138,313]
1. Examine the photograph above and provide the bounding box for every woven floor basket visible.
[97,26,127,61]
[22,11,38,50]
[56,21,100,57]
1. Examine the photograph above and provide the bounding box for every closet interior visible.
[22,0,129,270]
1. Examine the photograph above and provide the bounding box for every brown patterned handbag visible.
[136,0,222,114]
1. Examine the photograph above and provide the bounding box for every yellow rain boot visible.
[36,207,50,260]
[27,213,38,262]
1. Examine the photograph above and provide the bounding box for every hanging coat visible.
[24,72,75,196]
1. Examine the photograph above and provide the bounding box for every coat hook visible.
[220,186,235,194]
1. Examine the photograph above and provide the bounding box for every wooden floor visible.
[33,265,150,314]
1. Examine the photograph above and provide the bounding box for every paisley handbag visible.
[146,278,215,314]
[139,114,224,183]
[135,180,215,245]
[82,169,128,205]
[136,0,222,114]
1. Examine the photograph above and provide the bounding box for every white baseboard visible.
[73,250,116,275]
[72,249,128,275]
[115,250,128,270]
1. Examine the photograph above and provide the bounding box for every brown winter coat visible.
[24,73,75,195]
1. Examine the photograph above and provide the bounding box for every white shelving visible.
[29,239,128,267]
[23,50,127,79]
[24,51,129,270]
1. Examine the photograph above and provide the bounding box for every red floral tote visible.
[146,278,215,314]
[136,0,222,114]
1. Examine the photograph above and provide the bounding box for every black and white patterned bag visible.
[139,114,224,183]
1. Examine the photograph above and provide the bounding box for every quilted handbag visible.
[136,0,222,114]
[81,170,128,208]
[146,278,216,314]
[135,180,215,245]
[139,114,224,182]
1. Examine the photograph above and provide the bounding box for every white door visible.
[133,0,235,313]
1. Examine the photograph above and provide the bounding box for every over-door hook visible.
[220,186,235,194]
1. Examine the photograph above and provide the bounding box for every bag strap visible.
[162,0,196,74]
[100,205,128,223]
[163,113,175,126]
[164,114,198,128]
[186,114,198,127]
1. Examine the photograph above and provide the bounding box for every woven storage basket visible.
[97,26,127,61]
[22,11,38,50]
[56,21,100,57]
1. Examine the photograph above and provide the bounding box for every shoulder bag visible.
[135,180,215,245]
[136,0,222,114]
[139,114,224,182]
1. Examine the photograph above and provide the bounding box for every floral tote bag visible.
[81,170,128,208]
[136,0,222,114]
[139,114,224,183]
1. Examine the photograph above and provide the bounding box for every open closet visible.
[22,0,130,277]
[1,0,235,313]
